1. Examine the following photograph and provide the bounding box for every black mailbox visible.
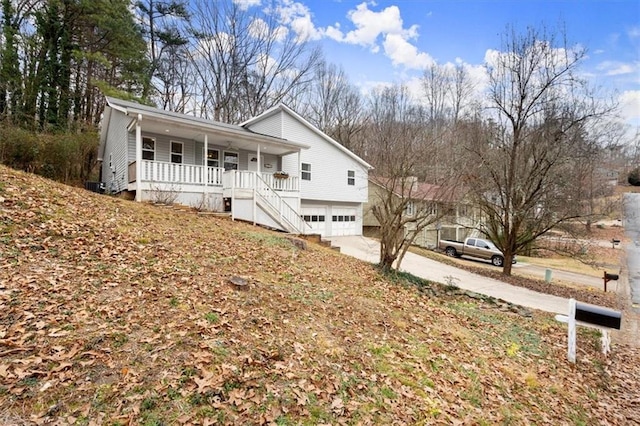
[605,272,619,281]
[575,302,622,330]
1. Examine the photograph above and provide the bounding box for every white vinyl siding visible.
[129,132,196,165]
[101,108,132,193]
[278,112,368,203]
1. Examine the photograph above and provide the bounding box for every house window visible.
[142,137,155,161]
[207,149,220,167]
[405,202,415,216]
[223,151,239,170]
[347,170,355,186]
[171,141,183,164]
[301,163,311,181]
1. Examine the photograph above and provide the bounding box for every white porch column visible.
[204,134,208,187]
[135,114,142,201]
[256,145,261,177]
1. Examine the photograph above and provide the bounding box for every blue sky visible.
[237,0,640,132]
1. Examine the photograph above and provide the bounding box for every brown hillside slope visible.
[1,165,638,425]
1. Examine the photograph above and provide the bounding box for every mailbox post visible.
[555,298,622,363]
[603,272,619,292]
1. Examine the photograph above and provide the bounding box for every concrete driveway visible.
[331,235,570,315]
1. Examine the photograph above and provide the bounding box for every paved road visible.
[330,236,570,315]
[623,193,640,306]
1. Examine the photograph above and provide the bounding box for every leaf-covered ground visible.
[1,165,639,425]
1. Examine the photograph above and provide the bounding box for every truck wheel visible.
[491,255,504,267]
[445,247,457,257]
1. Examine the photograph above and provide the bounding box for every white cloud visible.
[233,0,261,10]
[322,2,433,70]
[248,18,289,42]
[628,26,640,39]
[597,60,639,76]
[620,90,640,124]
[275,0,323,41]
[342,3,409,47]
[383,33,434,69]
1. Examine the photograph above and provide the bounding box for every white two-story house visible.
[98,97,371,237]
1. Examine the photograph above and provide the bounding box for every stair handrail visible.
[255,174,310,234]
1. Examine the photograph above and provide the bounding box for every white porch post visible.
[204,134,208,188]
[135,114,142,202]
[253,145,260,225]
[256,145,261,177]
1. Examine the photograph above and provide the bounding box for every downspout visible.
[135,114,142,202]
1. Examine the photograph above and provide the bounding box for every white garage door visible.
[301,206,327,236]
[330,207,358,236]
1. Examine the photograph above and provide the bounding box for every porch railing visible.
[138,160,223,186]
[134,161,299,193]
[222,170,299,192]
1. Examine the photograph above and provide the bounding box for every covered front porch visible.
[123,110,310,233]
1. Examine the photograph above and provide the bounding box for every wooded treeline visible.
[0,0,633,274]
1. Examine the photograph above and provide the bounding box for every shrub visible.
[628,167,640,186]
[0,122,99,184]
[0,125,40,171]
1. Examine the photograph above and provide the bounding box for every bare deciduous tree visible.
[466,25,616,275]
[187,0,321,123]
[365,84,458,270]
[299,60,367,154]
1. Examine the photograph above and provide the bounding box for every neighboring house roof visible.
[99,97,310,160]
[241,103,373,170]
[369,176,462,203]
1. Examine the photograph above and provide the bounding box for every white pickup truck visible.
[438,237,511,267]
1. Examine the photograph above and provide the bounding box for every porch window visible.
[207,149,220,167]
[142,137,155,161]
[301,163,311,181]
[347,170,355,186]
[224,151,238,170]
[171,141,183,164]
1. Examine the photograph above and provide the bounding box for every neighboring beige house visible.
[363,177,482,248]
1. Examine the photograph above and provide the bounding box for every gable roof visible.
[369,176,462,203]
[241,103,373,170]
[100,97,310,157]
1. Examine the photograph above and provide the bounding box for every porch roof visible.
[102,97,310,157]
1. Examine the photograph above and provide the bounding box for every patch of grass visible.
[378,267,435,290]
[169,297,179,307]
[241,231,291,248]
[204,312,219,323]
[111,332,128,348]
[369,343,392,357]
[141,395,158,411]
[380,386,397,400]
